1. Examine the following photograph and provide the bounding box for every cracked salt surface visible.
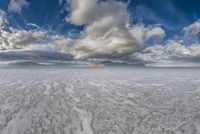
[0,67,200,134]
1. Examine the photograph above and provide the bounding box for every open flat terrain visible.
[0,67,200,134]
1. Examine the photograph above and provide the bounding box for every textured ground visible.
[0,67,200,134]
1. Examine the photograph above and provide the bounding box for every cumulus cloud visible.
[2,0,166,61]
[46,35,74,53]
[0,11,73,51]
[0,28,76,53]
[146,27,165,40]
[66,0,165,59]
[1,0,167,64]
[8,0,29,14]
[183,20,200,37]
[0,10,7,29]
[0,10,8,49]
[0,28,47,50]
[0,13,74,66]
[130,25,165,44]
[2,0,200,67]
[131,40,200,66]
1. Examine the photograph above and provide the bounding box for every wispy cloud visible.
[183,19,200,37]
[8,0,29,14]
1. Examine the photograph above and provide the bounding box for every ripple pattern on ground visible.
[0,67,200,134]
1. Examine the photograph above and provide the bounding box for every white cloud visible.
[0,28,47,50]
[131,40,200,64]
[0,11,73,51]
[66,0,97,25]
[0,10,7,29]
[47,35,73,53]
[66,0,165,59]
[8,0,29,14]
[27,23,40,29]
[1,0,167,63]
[183,20,200,37]
[0,29,75,53]
[146,27,165,40]
[130,25,165,44]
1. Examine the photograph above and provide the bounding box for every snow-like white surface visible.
[0,67,200,134]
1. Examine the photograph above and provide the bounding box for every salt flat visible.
[0,67,200,134]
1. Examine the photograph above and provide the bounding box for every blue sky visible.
[0,0,200,67]
[132,0,200,41]
[0,0,199,39]
[0,0,79,34]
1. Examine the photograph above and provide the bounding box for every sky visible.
[0,0,200,67]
